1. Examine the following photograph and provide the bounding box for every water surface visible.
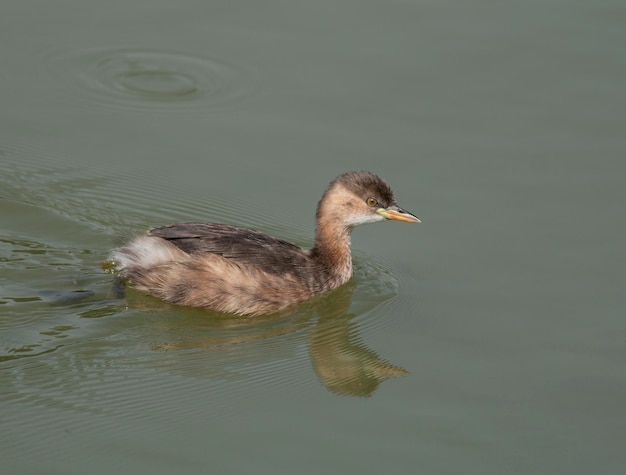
[1,1,625,474]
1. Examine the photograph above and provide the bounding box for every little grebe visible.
[112,171,420,316]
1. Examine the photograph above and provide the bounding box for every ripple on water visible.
[0,143,244,235]
[44,47,262,112]
[350,254,401,326]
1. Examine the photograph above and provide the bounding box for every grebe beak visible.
[377,205,421,223]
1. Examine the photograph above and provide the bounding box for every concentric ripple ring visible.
[46,47,262,112]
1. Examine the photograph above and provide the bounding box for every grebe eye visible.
[366,197,378,207]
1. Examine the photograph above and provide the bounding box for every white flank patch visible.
[112,236,183,270]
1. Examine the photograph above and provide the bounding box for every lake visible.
[1,1,625,474]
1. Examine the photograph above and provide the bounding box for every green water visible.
[1,1,625,474]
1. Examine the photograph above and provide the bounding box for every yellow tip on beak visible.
[377,206,421,223]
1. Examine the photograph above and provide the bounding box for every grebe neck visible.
[310,217,353,285]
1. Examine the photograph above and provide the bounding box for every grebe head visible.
[316,171,420,229]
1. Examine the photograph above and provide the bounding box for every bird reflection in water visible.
[307,280,408,397]
[125,279,407,398]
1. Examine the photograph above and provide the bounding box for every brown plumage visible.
[112,171,420,316]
